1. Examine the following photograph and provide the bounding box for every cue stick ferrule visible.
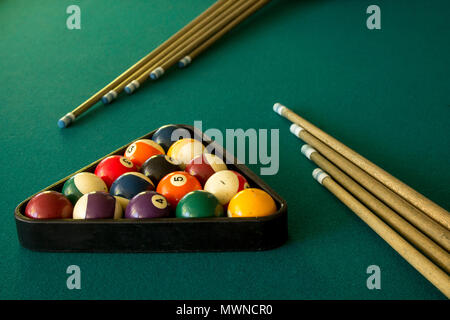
[57,112,75,128]
[290,123,304,137]
[178,56,192,68]
[124,80,141,95]
[301,144,316,160]
[312,168,329,185]
[101,90,118,105]
[273,102,287,116]
[150,67,165,80]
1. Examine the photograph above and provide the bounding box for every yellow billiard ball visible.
[227,188,277,218]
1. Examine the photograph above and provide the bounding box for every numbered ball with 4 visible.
[204,170,250,206]
[73,191,122,219]
[94,155,137,188]
[125,191,171,218]
[62,172,108,205]
[124,139,165,167]
[156,171,202,208]
[25,191,73,219]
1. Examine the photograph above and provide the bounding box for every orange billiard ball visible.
[124,139,165,167]
[156,171,202,208]
[227,188,277,218]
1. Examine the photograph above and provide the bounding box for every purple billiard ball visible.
[125,191,171,219]
[73,191,122,219]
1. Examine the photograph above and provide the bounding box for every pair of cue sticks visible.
[58,0,270,128]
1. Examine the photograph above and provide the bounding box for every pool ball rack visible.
[14,125,288,252]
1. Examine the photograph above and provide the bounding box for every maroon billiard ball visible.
[185,153,227,185]
[25,191,73,219]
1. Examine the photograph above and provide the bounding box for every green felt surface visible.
[1,0,449,299]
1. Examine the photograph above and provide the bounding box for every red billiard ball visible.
[25,191,73,219]
[185,153,227,186]
[94,155,137,188]
[156,171,202,208]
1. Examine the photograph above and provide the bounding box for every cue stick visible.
[301,144,450,273]
[129,0,270,90]
[57,0,227,128]
[273,103,450,230]
[290,124,450,252]
[105,0,244,97]
[177,0,263,69]
[311,168,450,299]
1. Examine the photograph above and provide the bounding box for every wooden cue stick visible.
[177,0,263,69]
[290,125,450,251]
[301,144,450,273]
[274,103,450,229]
[57,0,227,128]
[135,0,270,86]
[311,168,450,299]
[106,0,243,97]
[144,0,260,75]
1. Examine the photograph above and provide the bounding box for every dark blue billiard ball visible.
[151,124,193,152]
[110,172,155,208]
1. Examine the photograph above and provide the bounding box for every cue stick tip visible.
[273,102,286,115]
[124,80,140,95]
[101,90,118,104]
[150,67,165,80]
[301,144,316,160]
[290,123,304,137]
[178,56,192,68]
[312,168,329,185]
[57,112,75,129]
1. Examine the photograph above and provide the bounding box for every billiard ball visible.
[94,155,137,188]
[227,188,277,217]
[62,172,108,205]
[25,191,73,219]
[124,139,165,167]
[151,124,193,152]
[167,138,206,169]
[204,170,250,206]
[125,191,171,219]
[176,190,224,218]
[185,153,227,185]
[110,172,155,208]
[140,154,182,185]
[156,171,202,208]
[73,191,122,219]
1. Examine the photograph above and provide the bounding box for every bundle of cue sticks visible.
[58,0,270,128]
[273,103,450,298]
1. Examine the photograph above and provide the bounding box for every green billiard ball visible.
[176,190,224,218]
[62,172,108,205]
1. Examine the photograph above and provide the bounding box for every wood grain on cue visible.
[311,168,450,299]
[142,0,270,84]
[109,0,243,96]
[301,144,450,273]
[290,125,450,252]
[273,103,450,229]
[57,0,227,128]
